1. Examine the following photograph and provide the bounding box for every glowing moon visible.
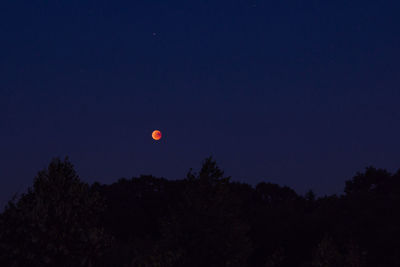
[152,130,162,140]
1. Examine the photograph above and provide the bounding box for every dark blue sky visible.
[1,0,399,207]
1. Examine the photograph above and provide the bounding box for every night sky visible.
[1,0,399,208]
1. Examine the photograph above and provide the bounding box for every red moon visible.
[152,130,162,140]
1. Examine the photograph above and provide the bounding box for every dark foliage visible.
[0,158,111,267]
[1,158,399,266]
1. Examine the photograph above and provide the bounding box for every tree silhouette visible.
[0,158,110,267]
[342,167,400,266]
[161,157,252,266]
[344,167,391,196]
[1,157,399,266]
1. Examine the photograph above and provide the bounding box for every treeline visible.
[1,157,399,266]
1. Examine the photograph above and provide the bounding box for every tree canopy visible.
[1,158,399,266]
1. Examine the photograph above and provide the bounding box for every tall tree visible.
[162,157,252,266]
[0,158,110,267]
